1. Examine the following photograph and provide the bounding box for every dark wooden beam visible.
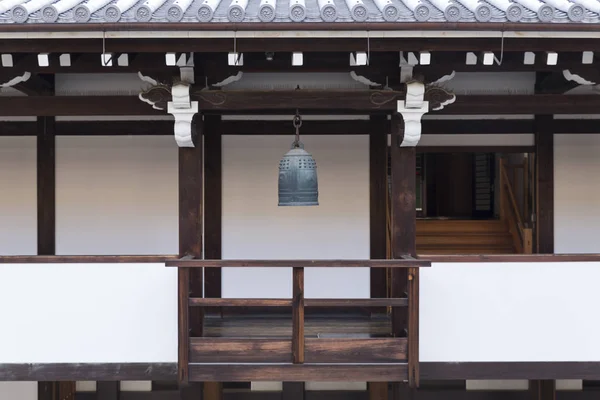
[166,259,431,268]
[292,267,305,364]
[5,38,600,53]
[189,364,408,382]
[4,119,600,137]
[3,94,600,115]
[0,255,177,263]
[0,363,178,381]
[204,115,222,316]
[535,115,554,254]
[421,362,600,380]
[369,116,388,314]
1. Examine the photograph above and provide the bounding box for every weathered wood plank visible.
[0,363,178,381]
[369,382,388,400]
[190,338,292,363]
[408,267,420,387]
[188,364,408,382]
[0,255,177,263]
[305,338,407,363]
[189,298,293,307]
[292,267,305,364]
[304,298,407,307]
[165,259,430,268]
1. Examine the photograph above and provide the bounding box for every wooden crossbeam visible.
[1,93,600,115]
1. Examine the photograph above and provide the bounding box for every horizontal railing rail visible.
[166,258,430,268]
[421,254,600,262]
[0,255,178,263]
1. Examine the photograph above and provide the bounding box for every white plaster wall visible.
[0,137,36,255]
[0,136,178,363]
[0,262,177,362]
[222,135,370,299]
[554,134,600,253]
[0,382,36,400]
[56,136,178,255]
[421,261,600,362]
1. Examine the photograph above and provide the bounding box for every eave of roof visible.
[1,0,600,28]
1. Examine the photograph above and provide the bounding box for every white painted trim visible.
[3,30,600,40]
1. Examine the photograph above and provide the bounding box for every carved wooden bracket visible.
[424,85,456,111]
[168,82,199,148]
[0,71,31,88]
[397,80,428,147]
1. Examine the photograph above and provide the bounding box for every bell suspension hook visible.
[293,109,302,147]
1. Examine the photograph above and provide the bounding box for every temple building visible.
[1,8,600,400]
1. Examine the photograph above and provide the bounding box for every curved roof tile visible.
[0,0,598,23]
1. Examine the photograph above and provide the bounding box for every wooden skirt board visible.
[188,315,407,378]
[202,315,392,337]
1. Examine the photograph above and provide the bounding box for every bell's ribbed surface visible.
[278,143,318,206]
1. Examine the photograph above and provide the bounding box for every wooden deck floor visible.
[203,314,393,338]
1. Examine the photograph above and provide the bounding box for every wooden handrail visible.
[165,259,431,268]
[0,255,178,263]
[421,254,600,262]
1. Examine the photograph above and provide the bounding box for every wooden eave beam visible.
[5,38,600,53]
[5,119,600,136]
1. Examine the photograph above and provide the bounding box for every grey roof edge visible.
[1,0,600,27]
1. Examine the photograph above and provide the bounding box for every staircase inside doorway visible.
[416,219,516,255]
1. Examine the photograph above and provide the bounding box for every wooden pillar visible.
[283,382,305,400]
[390,115,418,388]
[531,115,555,400]
[178,117,204,397]
[369,116,389,400]
[204,115,222,316]
[529,380,556,400]
[37,115,55,256]
[369,115,389,305]
[535,114,554,254]
[97,382,119,400]
[203,116,223,400]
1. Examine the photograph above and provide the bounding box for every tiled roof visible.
[0,0,598,24]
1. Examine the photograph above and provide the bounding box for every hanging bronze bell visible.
[278,141,319,206]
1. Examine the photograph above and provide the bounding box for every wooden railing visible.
[165,258,429,385]
[499,158,533,254]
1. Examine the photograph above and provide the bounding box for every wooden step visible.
[417,233,513,247]
[417,219,507,234]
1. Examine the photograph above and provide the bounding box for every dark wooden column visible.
[369,115,390,400]
[530,114,555,400]
[390,115,418,389]
[37,115,55,256]
[203,116,224,400]
[529,379,556,400]
[97,382,120,400]
[535,114,554,254]
[204,115,222,315]
[369,115,389,304]
[178,117,204,398]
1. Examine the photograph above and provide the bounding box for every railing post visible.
[407,266,420,388]
[178,266,190,383]
[292,267,305,364]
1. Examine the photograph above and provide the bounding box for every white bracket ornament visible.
[397,80,428,147]
[167,82,199,147]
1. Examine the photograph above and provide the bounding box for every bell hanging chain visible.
[293,110,302,147]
